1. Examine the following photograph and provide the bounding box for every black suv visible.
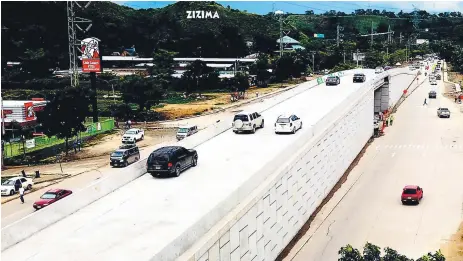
[353,73,366,83]
[428,90,437,99]
[147,146,198,177]
[110,145,140,167]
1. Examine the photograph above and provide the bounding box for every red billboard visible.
[82,59,101,73]
[24,102,35,121]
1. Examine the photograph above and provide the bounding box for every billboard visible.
[81,37,101,73]
[24,102,36,121]
[313,33,325,38]
[353,53,366,61]
[416,39,429,45]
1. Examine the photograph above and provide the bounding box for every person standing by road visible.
[423,98,427,105]
[19,185,25,204]
[390,114,395,126]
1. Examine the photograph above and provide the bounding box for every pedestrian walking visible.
[423,98,427,105]
[127,119,132,129]
[390,114,394,126]
[19,186,25,204]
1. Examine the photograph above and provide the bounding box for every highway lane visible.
[1,70,377,261]
[288,71,463,260]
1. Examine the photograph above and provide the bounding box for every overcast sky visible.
[115,1,463,15]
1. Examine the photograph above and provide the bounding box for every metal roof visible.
[101,57,256,62]
[276,36,300,44]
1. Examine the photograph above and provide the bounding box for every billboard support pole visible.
[90,72,98,123]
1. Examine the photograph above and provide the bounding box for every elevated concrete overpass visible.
[1,68,421,261]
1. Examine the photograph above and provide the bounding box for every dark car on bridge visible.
[353,73,366,83]
[325,76,340,86]
[147,146,198,177]
[428,90,437,99]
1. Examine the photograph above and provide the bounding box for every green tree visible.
[36,87,91,155]
[151,48,177,91]
[339,244,364,261]
[181,60,214,94]
[119,75,165,111]
[230,72,250,92]
[249,54,271,87]
[363,242,381,261]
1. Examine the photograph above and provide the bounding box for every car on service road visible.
[428,90,437,99]
[232,111,264,134]
[1,177,34,196]
[274,114,303,134]
[121,128,144,143]
[353,73,366,83]
[401,185,423,205]
[437,107,451,118]
[375,67,384,74]
[33,189,73,210]
[325,76,340,86]
[147,146,198,177]
[176,125,198,141]
[110,145,140,167]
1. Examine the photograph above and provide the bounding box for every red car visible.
[401,185,423,205]
[33,189,73,210]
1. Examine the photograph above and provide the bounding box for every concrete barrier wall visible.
[177,72,416,261]
[1,68,363,251]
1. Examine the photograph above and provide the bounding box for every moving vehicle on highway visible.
[437,107,451,118]
[33,189,73,210]
[428,90,437,99]
[110,145,140,167]
[274,114,303,134]
[431,80,437,85]
[384,66,392,71]
[232,111,264,134]
[176,125,198,141]
[1,177,34,196]
[352,73,366,83]
[147,146,198,177]
[325,76,340,86]
[401,185,423,205]
[122,128,144,143]
[436,74,441,80]
[375,67,384,74]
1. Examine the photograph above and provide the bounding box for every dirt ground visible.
[2,129,177,177]
[441,221,463,260]
[448,72,463,84]
[156,86,281,120]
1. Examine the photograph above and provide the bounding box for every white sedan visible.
[274,114,303,134]
[1,177,34,196]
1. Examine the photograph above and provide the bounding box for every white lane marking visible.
[391,152,396,158]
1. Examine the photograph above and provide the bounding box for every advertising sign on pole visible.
[81,37,101,73]
[313,33,325,38]
[353,53,366,61]
[24,102,36,121]
[26,139,36,149]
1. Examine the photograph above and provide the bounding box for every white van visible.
[176,125,198,140]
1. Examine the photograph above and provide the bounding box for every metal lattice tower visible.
[67,1,93,87]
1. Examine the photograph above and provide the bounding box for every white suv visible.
[232,111,264,134]
[274,114,303,134]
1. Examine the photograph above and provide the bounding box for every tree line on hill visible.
[2,1,463,153]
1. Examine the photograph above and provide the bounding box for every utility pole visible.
[399,32,403,44]
[311,51,315,73]
[343,51,346,63]
[275,10,289,57]
[336,24,344,47]
[356,49,359,67]
[371,21,374,48]
[67,1,92,87]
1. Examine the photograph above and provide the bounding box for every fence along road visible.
[1,70,378,261]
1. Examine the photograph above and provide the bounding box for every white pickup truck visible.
[122,128,144,143]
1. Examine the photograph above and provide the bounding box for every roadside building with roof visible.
[276,36,306,52]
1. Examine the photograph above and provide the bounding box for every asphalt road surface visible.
[287,75,463,260]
